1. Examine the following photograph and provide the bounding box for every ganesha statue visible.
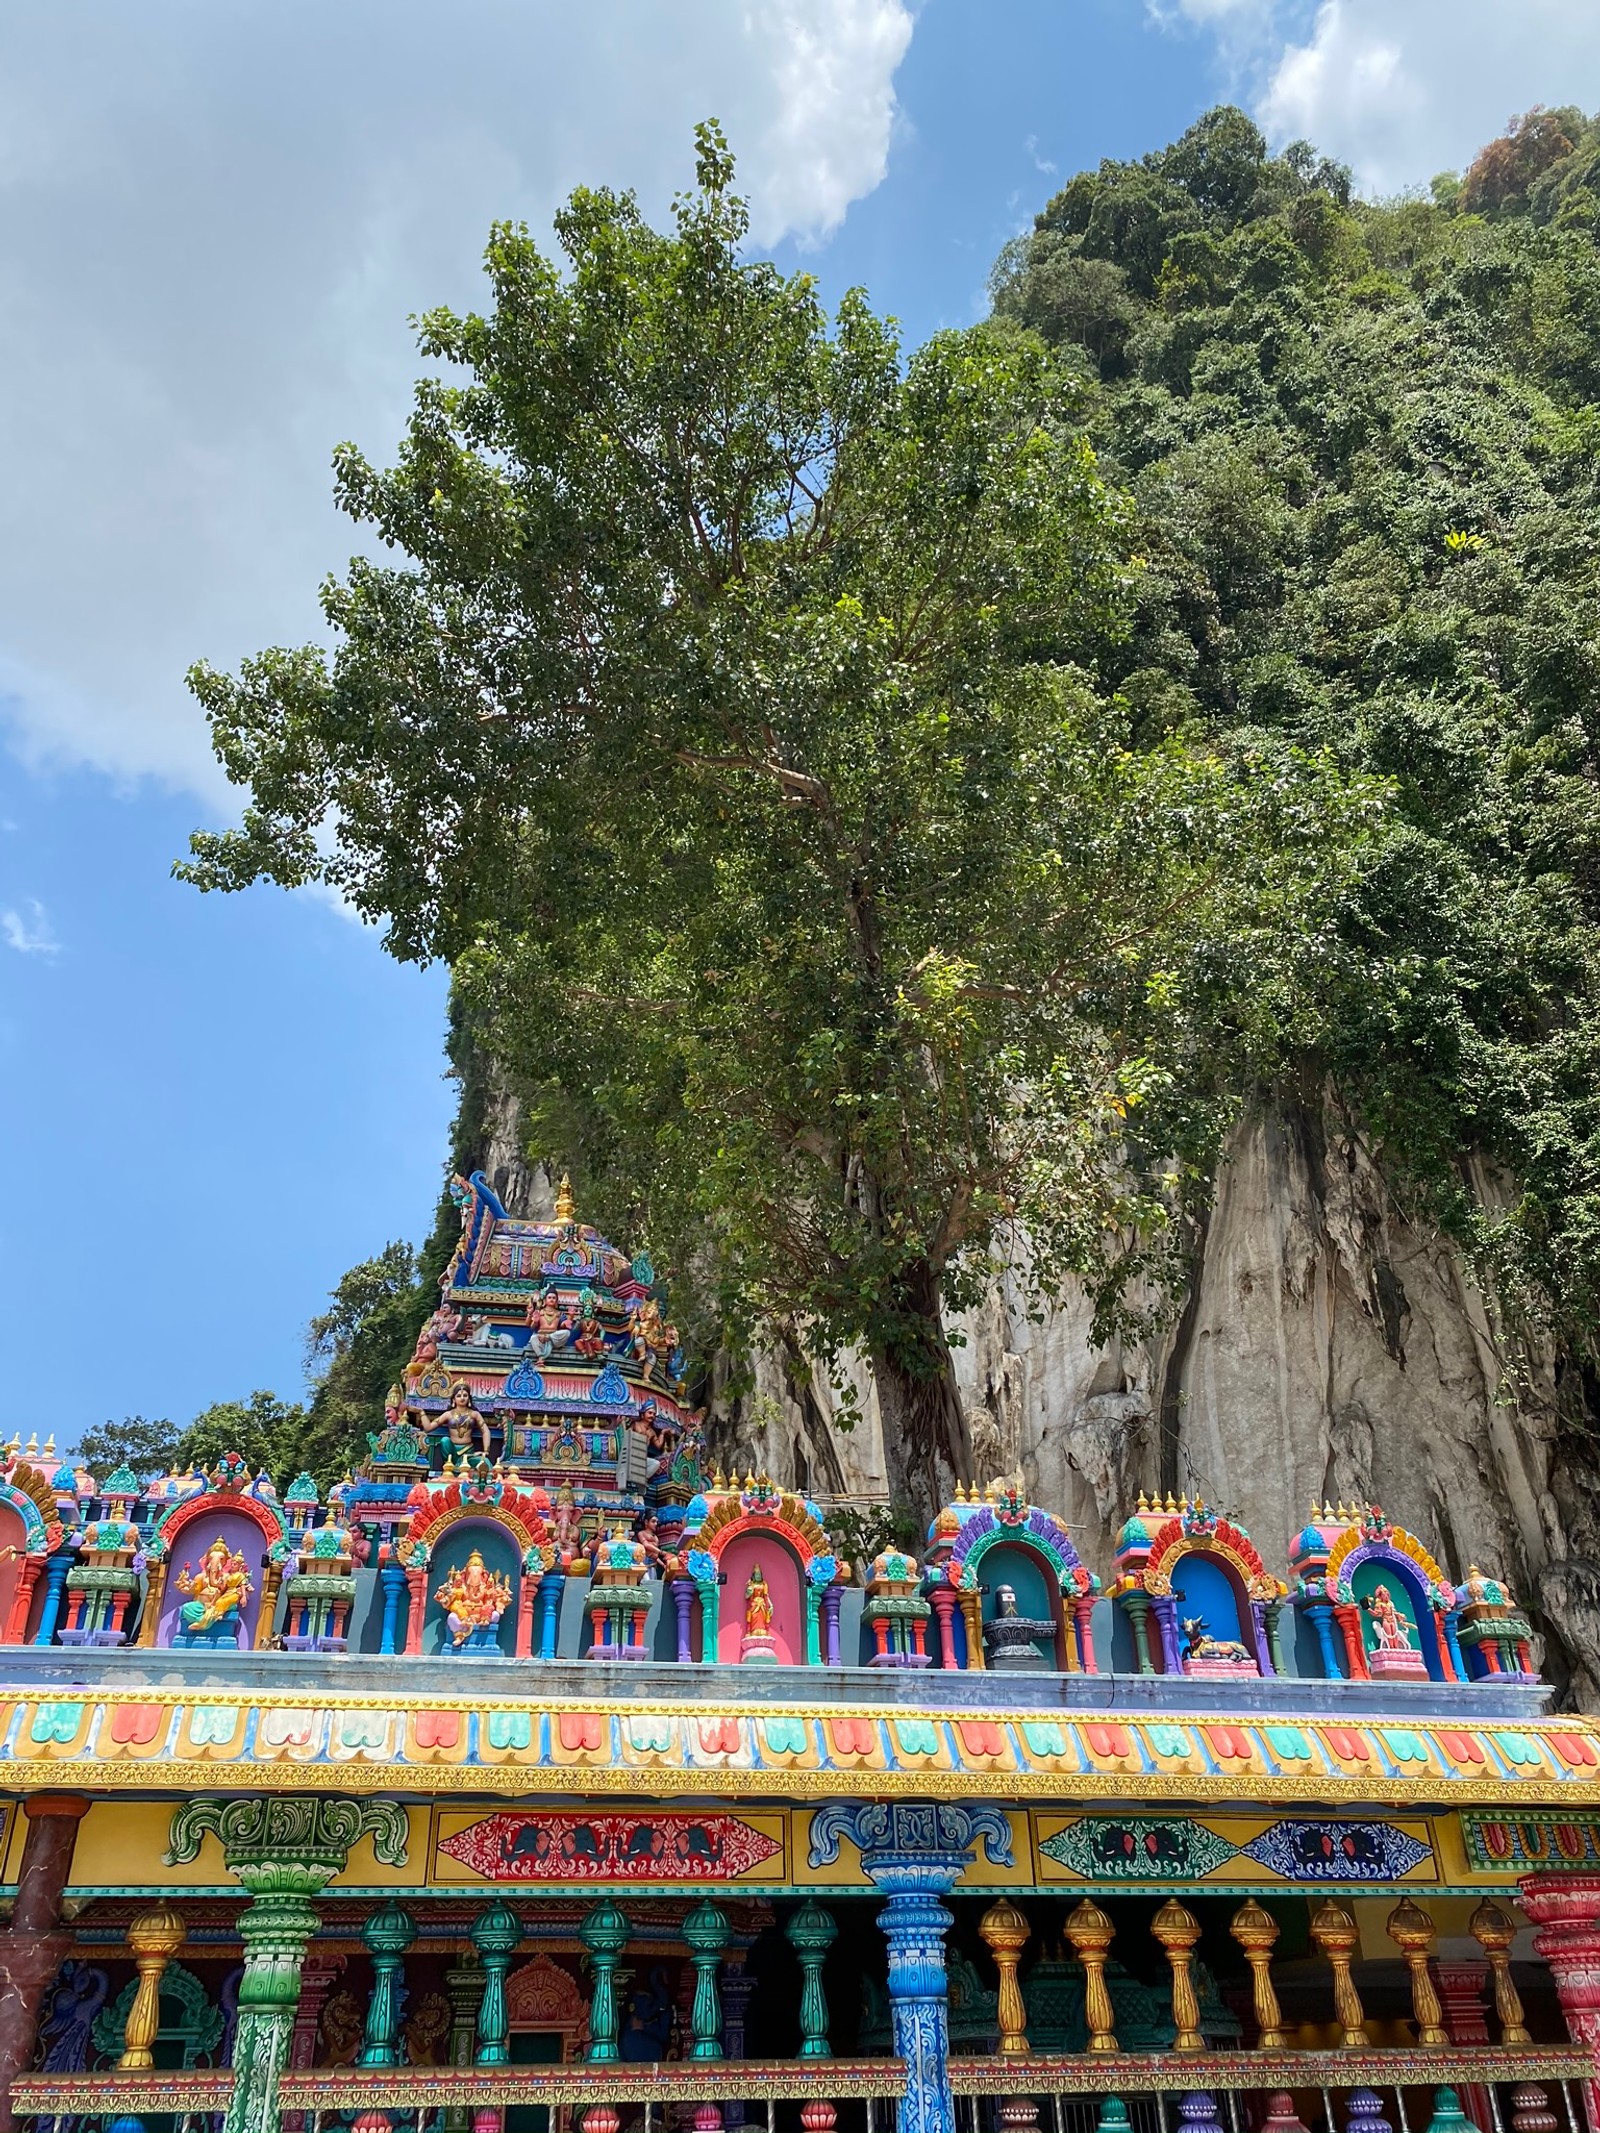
[434,1549,513,1653]
[173,1536,252,1647]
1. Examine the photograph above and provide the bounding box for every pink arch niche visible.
[0,1477,60,1645]
[138,1484,286,1651]
[715,1533,805,1666]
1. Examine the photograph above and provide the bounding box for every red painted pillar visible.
[930,1585,960,1669]
[1521,1874,1600,2130]
[0,1793,90,2133]
[516,1577,536,1659]
[1434,1960,1492,2131]
[1074,1595,1098,1674]
[405,1566,428,1654]
[1333,1602,1369,1679]
[2,1558,39,1644]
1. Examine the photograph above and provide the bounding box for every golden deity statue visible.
[174,1537,252,1636]
[745,1563,774,1640]
[434,1549,513,1648]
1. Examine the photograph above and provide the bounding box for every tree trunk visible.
[868,1259,975,1531]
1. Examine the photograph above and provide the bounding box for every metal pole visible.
[1395,2088,1410,2133]
[1324,2089,1338,2133]
[1488,2085,1506,2133]
[1561,2083,1582,2133]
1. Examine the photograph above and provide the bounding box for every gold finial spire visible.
[555,1172,577,1224]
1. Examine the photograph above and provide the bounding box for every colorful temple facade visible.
[1,1177,1598,2133]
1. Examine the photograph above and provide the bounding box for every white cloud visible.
[1216,0,1600,196]
[1,898,58,956]
[0,1,913,797]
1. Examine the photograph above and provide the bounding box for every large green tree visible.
[183,128,1373,1510]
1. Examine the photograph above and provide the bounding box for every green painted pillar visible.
[1123,1591,1156,1675]
[684,1899,730,2061]
[471,1899,523,2066]
[164,1796,410,2133]
[359,1900,416,2066]
[785,1900,837,2058]
[580,1899,630,2064]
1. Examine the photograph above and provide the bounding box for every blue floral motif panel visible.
[1242,1820,1431,1880]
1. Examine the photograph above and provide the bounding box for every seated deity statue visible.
[572,1298,607,1359]
[525,1290,574,1359]
[629,1296,671,1379]
[434,1549,513,1648]
[174,1536,252,1639]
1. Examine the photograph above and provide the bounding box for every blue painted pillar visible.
[32,1556,71,1646]
[1444,1609,1468,1683]
[537,1572,565,1660]
[378,1562,408,1656]
[1307,1602,1342,1679]
[807,1801,1014,2133]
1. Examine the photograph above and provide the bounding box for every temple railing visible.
[10,2051,1599,2133]
[7,2055,905,2130]
[948,2049,1597,2133]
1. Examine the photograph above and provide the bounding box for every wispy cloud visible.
[1024,134,1057,174]
[1,898,58,956]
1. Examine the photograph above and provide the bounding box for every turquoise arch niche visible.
[422,1518,522,1657]
[978,1541,1064,1667]
[1350,1554,1440,1679]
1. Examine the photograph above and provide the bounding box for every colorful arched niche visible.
[1132,1510,1283,1676]
[421,1516,524,1658]
[940,1494,1099,1673]
[1326,1520,1455,1682]
[686,1485,840,1666]
[0,1471,59,1644]
[138,1480,286,1653]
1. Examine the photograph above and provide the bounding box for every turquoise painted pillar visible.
[358,1901,415,2066]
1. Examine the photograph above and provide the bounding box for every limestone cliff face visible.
[475,1077,1600,1708]
[733,1101,1600,1712]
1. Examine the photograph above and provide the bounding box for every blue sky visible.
[5,0,1599,1454]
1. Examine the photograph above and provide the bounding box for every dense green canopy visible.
[994,104,1600,1447]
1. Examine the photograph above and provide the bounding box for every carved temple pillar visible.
[1432,1961,1492,2133]
[444,1950,485,2133]
[929,1585,960,1669]
[808,1800,1014,2133]
[284,1949,346,2133]
[1520,1876,1600,2130]
[359,1901,416,2066]
[164,1795,411,2133]
[721,1957,758,2126]
[0,1792,89,2133]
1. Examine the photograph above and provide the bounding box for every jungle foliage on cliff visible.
[992,104,1600,1434]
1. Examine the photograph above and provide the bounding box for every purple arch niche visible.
[157,1510,271,1648]
[1340,1540,1446,1681]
